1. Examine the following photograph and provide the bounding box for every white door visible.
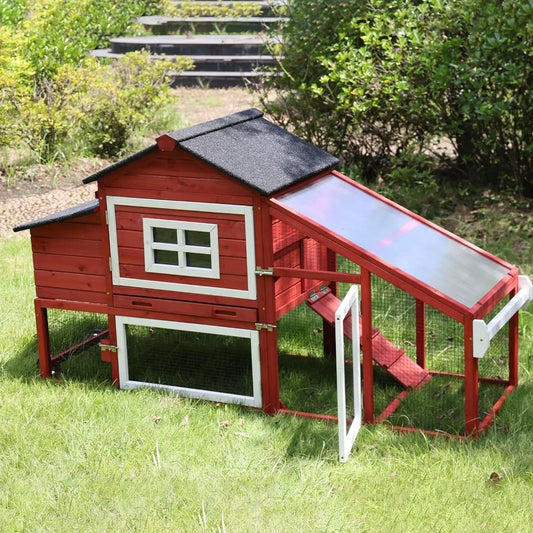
[335,285,362,462]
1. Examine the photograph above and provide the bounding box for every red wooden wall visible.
[30,211,107,304]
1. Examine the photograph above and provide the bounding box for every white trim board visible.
[107,196,257,300]
[116,315,262,408]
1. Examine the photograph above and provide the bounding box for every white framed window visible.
[143,218,220,279]
[107,196,257,300]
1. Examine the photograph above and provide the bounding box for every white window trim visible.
[143,218,220,279]
[116,316,262,408]
[107,196,257,300]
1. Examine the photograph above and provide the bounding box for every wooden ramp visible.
[307,291,431,389]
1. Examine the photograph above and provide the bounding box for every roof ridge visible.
[164,108,263,144]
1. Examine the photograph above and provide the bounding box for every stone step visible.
[108,34,270,56]
[168,69,271,88]
[91,49,278,72]
[137,15,286,35]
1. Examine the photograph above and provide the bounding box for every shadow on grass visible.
[3,313,112,386]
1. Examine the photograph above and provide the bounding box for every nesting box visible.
[15,109,531,457]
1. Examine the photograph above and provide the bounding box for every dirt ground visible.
[0,88,256,238]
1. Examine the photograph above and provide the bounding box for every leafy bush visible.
[0,0,27,26]
[261,0,533,195]
[166,0,262,18]
[0,0,192,162]
[20,0,162,83]
[15,52,191,161]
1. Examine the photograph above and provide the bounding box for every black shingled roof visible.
[84,108,339,195]
[15,110,338,232]
[13,199,99,232]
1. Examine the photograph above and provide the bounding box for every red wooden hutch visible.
[15,109,531,457]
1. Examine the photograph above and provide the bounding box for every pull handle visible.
[473,275,532,358]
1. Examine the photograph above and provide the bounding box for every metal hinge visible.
[255,323,277,332]
[99,343,117,353]
[109,257,112,272]
[255,267,274,276]
[308,285,330,302]
[105,210,109,225]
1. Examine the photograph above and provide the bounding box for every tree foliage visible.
[261,0,533,194]
[0,0,187,162]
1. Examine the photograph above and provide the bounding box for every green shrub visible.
[21,0,162,83]
[166,0,262,18]
[0,0,27,26]
[261,0,533,195]
[77,52,191,158]
[16,52,191,161]
[0,0,190,162]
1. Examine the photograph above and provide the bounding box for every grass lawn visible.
[1,222,532,531]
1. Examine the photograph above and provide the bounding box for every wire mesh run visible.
[276,266,513,437]
[46,308,109,380]
[277,302,358,419]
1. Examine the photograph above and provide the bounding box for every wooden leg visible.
[464,321,479,436]
[361,268,374,423]
[34,300,51,378]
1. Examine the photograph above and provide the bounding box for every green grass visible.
[1,233,532,531]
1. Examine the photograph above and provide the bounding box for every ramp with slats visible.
[307,291,431,389]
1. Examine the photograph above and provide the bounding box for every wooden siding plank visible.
[113,285,257,308]
[36,286,108,304]
[34,270,107,293]
[32,253,106,276]
[31,222,102,241]
[118,264,248,290]
[105,174,253,197]
[101,186,254,206]
[31,237,103,257]
[114,210,246,237]
[113,295,257,323]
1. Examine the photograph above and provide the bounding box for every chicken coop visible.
[15,108,532,460]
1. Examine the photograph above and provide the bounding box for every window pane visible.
[154,250,179,266]
[186,252,211,269]
[153,227,177,244]
[185,230,210,247]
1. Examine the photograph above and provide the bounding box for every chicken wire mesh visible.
[275,260,512,436]
[124,324,255,398]
[46,308,109,380]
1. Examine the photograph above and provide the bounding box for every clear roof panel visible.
[276,174,511,309]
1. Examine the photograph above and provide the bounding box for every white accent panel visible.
[116,316,262,408]
[107,196,257,299]
[473,275,533,358]
[336,285,362,462]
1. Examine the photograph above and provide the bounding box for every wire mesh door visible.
[335,285,362,462]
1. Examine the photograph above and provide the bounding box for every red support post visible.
[34,300,51,378]
[416,299,426,368]
[257,199,281,413]
[322,248,338,357]
[106,314,120,386]
[464,320,479,435]
[508,287,519,387]
[361,268,374,423]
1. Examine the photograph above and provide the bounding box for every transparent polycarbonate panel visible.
[277,174,511,308]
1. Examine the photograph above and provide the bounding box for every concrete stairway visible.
[91,0,286,87]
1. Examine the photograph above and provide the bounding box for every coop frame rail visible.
[473,275,532,359]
